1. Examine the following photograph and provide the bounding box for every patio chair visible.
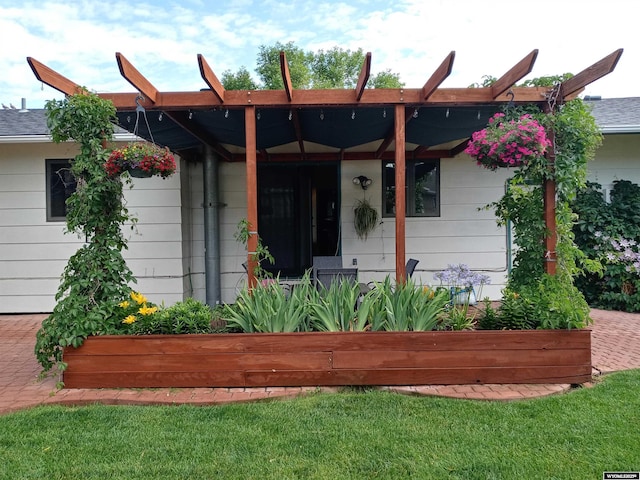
[315,267,359,290]
[312,256,342,287]
[406,258,419,278]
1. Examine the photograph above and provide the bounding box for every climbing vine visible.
[479,76,603,328]
[35,90,137,376]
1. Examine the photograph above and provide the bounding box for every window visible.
[46,159,76,221]
[383,159,440,217]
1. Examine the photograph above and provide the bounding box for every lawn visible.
[1,370,639,479]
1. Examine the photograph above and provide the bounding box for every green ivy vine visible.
[35,90,137,377]
[482,77,603,328]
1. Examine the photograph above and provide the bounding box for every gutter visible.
[0,133,140,144]
[600,125,640,134]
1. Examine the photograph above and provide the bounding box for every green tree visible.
[311,46,367,88]
[256,41,312,89]
[221,66,259,90]
[370,69,403,88]
[224,42,403,91]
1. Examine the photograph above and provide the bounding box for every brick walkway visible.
[1,309,639,414]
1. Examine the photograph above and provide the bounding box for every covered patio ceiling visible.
[27,48,623,162]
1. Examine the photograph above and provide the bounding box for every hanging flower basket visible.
[465,113,551,171]
[104,142,176,179]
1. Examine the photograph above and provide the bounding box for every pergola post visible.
[543,97,558,275]
[543,146,557,275]
[245,106,258,289]
[394,105,407,283]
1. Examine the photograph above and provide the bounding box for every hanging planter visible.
[354,198,378,240]
[103,95,176,179]
[465,113,551,171]
[104,142,176,179]
[128,167,154,178]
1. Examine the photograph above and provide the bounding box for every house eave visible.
[0,133,140,144]
[601,125,640,134]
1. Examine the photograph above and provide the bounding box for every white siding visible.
[340,157,510,299]
[203,155,512,303]
[0,142,186,313]
[587,134,640,192]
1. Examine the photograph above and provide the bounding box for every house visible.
[0,50,624,313]
[0,106,186,313]
[583,97,640,194]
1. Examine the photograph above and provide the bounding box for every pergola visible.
[27,48,623,294]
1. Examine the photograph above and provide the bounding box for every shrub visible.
[364,277,449,331]
[223,272,314,333]
[126,298,216,335]
[477,276,591,330]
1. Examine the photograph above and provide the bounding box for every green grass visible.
[1,370,639,479]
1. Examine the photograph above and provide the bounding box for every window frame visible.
[382,158,440,218]
[46,159,76,222]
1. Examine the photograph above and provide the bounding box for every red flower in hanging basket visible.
[104,142,176,179]
[465,113,551,171]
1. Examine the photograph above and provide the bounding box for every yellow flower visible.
[138,305,158,316]
[422,286,435,299]
[122,315,137,324]
[118,300,130,309]
[130,291,147,305]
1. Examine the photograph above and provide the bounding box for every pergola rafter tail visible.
[422,51,455,100]
[115,52,158,104]
[197,54,225,104]
[560,48,623,97]
[491,49,538,99]
[27,57,81,96]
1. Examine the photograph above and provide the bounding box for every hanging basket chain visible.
[133,94,155,145]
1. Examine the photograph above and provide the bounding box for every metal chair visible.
[312,256,342,287]
[315,267,358,290]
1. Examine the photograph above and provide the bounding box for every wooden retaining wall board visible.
[62,330,592,388]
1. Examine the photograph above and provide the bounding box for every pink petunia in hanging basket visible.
[104,142,176,179]
[465,113,551,171]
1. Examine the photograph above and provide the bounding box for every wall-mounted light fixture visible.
[352,175,373,190]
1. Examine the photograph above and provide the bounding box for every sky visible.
[1,0,638,109]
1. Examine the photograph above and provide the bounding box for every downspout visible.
[203,145,221,305]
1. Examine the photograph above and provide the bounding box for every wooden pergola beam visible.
[96,86,550,110]
[197,54,225,103]
[277,53,305,155]
[165,111,232,160]
[491,50,538,99]
[450,139,470,157]
[290,108,306,157]
[115,52,159,104]
[26,57,81,96]
[233,149,447,163]
[375,107,414,158]
[422,51,455,100]
[354,52,371,101]
[279,51,294,102]
[560,48,624,97]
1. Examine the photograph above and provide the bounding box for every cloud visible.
[0,0,637,108]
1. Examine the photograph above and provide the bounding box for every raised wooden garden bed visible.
[62,329,591,388]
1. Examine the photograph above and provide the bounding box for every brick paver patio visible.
[1,308,638,414]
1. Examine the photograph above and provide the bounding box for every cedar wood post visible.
[543,101,557,275]
[245,106,258,288]
[395,105,407,283]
